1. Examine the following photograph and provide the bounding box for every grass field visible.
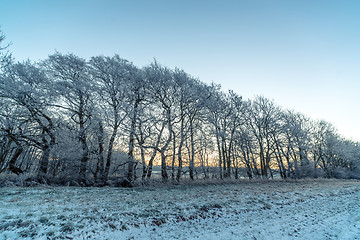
[1,179,359,239]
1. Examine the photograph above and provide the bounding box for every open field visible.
[1,179,360,240]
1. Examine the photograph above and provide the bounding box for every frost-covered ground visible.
[0,179,359,240]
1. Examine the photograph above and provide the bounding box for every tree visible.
[45,52,93,183]
[89,55,138,184]
[143,61,176,181]
[0,61,57,180]
[123,63,145,182]
[205,83,225,178]
[246,96,280,178]
[0,101,25,175]
[0,29,12,73]
[172,69,205,181]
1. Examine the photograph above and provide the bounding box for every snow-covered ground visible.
[0,179,359,240]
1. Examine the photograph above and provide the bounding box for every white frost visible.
[0,179,359,240]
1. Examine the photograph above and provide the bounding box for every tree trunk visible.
[138,140,147,183]
[146,123,166,179]
[158,109,172,182]
[8,146,23,175]
[171,131,176,182]
[259,144,266,177]
[95,121,105,185]
[177,118,185,182]
[103,120,119,183]
[127,99,140,182]
[78,106,89,184]
[37,124,56,180]
[242,148,253,179]
[215,126,223,179]
[189,119,195,180]
[161,152,168,181]
[38,145,50,179]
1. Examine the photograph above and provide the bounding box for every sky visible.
[1,0,360,141]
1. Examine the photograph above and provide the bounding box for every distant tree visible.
[246,96,281,178]
[310,120,355,178]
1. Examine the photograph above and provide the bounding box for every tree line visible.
[1,31,359,186]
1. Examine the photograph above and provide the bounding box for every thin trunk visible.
[177,118,185,182]
[200,150,207,179]
[171,131,176,182]
[221,137,226,174]
[245,148,253,179]
[78,128,89,183]
[95,121,105,184]
[136,123,147,182]
[274,139,286,179]
[226,139,232,178]
[160,108,172,182]
[78,107,89,183]
[265,147,272,179]
[215,126,223,179]
[249,145,260,177]
[161,152,168,180]
[127,100,139,182]
[146,147,159,180]
[205,150,210,178]
[226,130,235,178]
[259,144,266,177]
[146,123,165,179]
[140,144,146,182]
[104,112,119,183]
[189,119,195,180]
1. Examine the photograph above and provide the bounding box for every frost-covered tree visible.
[142,61,176,181]
[0,61,57,180]
[204,83,226,178]
[122,62,144,182]
[245,96,281,178]
[310,120,357,178]
[0,29,12,73]
[89,55,138,183]
[45,52,93,183]
[171,69,206,181]
[1,43,359,184]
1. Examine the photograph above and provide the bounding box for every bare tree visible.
[45,52,93,184]
[0,29,12,73]
[0,61,57,180]
[246,96,281,178]
[143,61,177,181]
[89,55,139,184]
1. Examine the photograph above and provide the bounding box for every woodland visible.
[1,30,359,187]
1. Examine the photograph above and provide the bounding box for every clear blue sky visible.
[1,0,360,141]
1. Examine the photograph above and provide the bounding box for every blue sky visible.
[1,0,360,141]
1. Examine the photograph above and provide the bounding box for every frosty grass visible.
[1,179,359,240]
